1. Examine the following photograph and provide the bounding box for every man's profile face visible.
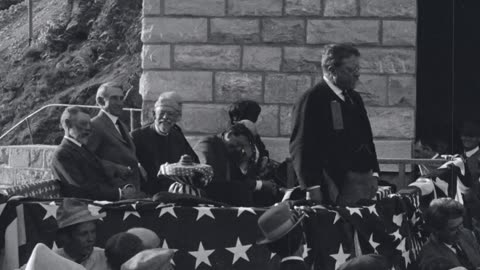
[99,87,124,117]
[69,112,91,145]
[461,135,480,151]
[154,106,181,134]
[332,55,360,90]
[435,216,463,245]
[414,140,436,158]
[65,221,97,259]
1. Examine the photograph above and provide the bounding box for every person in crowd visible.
[257,201,307,270]
[460,120,480,185]
[414,136,449,175]
[55,198,109,270]
[337,254,391,270]
[104,232,145,270]
[228,100,269,173]
[127,227,161,249]
[194,123,279,206]
[419,198,480,270]
[87,81,143,191]
[131,92,198,195]
[51,106,137,200]
[289,43,380,206]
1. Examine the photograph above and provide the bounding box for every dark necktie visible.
[453,243,473,269]
[342,89,354,105]
[116,119,129,142]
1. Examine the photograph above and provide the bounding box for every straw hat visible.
[57,198,106,229]
[121,248,175,270]
[127,228,161,249]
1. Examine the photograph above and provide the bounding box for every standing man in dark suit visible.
[289,43,380,205]
[51,106,137,200]
[87,82,143,191]
[131,92,198,194]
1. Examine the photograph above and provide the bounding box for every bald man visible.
[131,92,198,194]
[87,82,143,192]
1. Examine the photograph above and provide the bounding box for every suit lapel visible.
[98,111,129,145]
[62,139,103,171]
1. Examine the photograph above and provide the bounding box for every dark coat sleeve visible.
[51,150,119,201]
[174,125,199,163]
[289,89,328,189]
[353,92,380,174]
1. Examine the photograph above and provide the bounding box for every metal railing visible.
[0,104,142,144]
[378,158,447,187]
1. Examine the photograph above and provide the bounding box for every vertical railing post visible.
[129,109,134,131]
[399,163,406,189]
[27,0,33,46]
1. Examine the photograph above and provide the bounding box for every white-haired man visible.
[131,92,198,195]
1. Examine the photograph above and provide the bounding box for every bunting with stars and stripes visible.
[1,194,425,270]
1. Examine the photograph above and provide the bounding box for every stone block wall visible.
[140,0,417,166]
[0,145,55,188]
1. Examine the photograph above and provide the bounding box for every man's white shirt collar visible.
[323,75,345,101]
[64,136,82,147]
[466,146,479,158]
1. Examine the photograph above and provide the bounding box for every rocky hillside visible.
[0,0,143,145]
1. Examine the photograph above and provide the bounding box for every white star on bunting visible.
[189,242,215,269]
[396,237,406,252]
[330,243,351,269]
[88,205,104,221]
[390,229,402,241]
[161,240,176,266]
[194,207,215,221]
[329,210,341,224]
[39,201,58,220]
[347,207,363,218]
[52,241,59,251]
[237,207,256,217]
[366,205,379,216]
[123,211,141,220]
[270,252,277,259]
[158,206,177,218]
[393,214,403,227]
[226,238,252,264]
[369,234,380,251]
[302,244,311,259]
[402,250,411,268]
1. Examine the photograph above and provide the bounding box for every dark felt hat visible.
[257,202,305,245]
[337,254,391,270]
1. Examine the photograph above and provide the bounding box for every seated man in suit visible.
[131,92,198,195]
[51,106,137,200]
[194,123,279,206]
[419,198,480,270]
[87,81,143,191]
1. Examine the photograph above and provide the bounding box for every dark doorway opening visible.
[417,0,480,153]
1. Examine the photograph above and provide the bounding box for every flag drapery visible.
[0,191,423,270]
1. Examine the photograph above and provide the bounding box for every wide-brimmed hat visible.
[337,254,391,270]
[25,243,86,270]
[121,248,175,270]
[57,198,106,229]
[460,120,480,137]
[127,228,161,249]
[257,202,305,245]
